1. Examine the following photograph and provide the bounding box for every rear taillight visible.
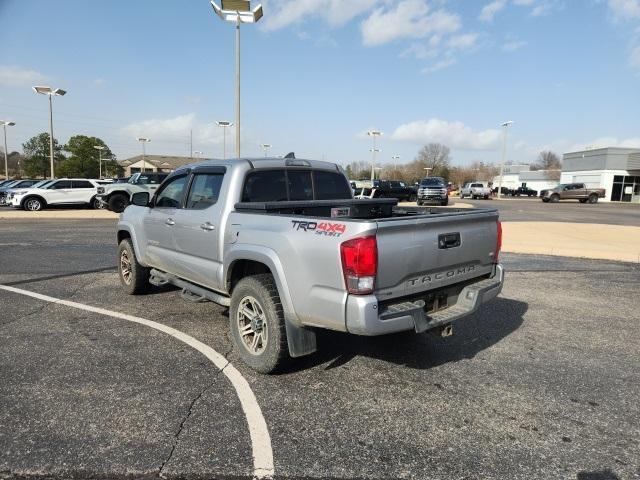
[495,220,502,263]
[340,236,377,295]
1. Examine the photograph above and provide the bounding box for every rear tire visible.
[587,194,598,204]
[108,193,129,213]
[230,274,289,374]
[118,238,150,295]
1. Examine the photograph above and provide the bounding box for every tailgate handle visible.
[438,232,460,249]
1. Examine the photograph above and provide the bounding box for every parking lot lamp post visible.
[137,137,151,173]
[1,121,15,180]
[33,86,66,179]
[423,167,432,177]
[93,145,105,179]
[261,143,271,157]
[391,155,400,180]
[216,121,233,159]
[367,130,382,183]
[210,1,264,159]
[497,121,514,199]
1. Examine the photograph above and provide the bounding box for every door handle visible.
[165,218,175,226]
[200,222,216,231]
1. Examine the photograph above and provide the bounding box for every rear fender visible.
[225,245,316,357]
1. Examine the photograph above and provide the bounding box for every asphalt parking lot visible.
[1,218,639,479]
[464,197,640,225]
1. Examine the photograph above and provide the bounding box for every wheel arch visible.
[21,194,46,210]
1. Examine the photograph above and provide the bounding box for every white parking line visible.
[0,284,275,479]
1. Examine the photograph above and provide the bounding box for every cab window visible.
[185,173,224,209]
[313,171,352,200]
[242,170,287,202]
[72,180,93,189]
[154,175,188,208]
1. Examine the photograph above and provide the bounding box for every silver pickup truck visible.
[117,157,504,373]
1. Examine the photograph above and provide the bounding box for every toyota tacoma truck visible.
[540,183,606,203]
[97,172,168,212]
[117,157,504,373]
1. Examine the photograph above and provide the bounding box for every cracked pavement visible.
[1,218,639,479]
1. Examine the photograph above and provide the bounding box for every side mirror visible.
[131,191,150,207]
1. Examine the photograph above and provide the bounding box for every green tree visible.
[22,133,64,178]
[59,135,115,178]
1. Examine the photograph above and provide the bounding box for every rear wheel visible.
[550,194,560,203]
[230,274,289,374]
[118,238,150,295]
[587,194,598,204]
[108,193,129,213]
[23,196,45,211]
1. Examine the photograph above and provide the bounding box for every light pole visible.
[497,121,514,199]
[261,143,272,157]
[391,155,400,180]
[33,86,66,179]
[367,130,382,183]
[93,145,106,179]
[216,121,233,159]
[210,0,264,159]
[423,167,433,178]
[137,137,151,172]
[1,121,15,180]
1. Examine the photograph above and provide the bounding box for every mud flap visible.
[284,316,317,357]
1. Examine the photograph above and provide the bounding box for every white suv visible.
[11,178,111,211]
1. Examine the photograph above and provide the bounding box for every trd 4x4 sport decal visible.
[291,220,346,238]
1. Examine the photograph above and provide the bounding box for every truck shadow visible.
[289,297,527,372]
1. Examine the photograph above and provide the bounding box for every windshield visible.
[127,173,139,184]
[30,180,51,189]
[420,177,445,186]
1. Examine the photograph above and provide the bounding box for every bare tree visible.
[416,143,451,172]
[531,150,562,180]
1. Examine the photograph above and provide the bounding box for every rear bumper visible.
[345,264,504,336]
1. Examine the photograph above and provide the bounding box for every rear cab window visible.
[241,169,352,202]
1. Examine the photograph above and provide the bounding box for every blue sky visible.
[1,0,639,168]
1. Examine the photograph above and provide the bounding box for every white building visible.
[492,164,559,194]
[562,147,640,203]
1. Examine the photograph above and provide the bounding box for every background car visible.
[0,179,39,205]
[512,186,538,197]
[11,178,109,211]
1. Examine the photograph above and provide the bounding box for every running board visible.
[149,269,231,307]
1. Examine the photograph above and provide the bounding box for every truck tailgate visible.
[375,210,499,300]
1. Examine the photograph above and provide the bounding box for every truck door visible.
[172,168,226,290]
[141,174,189,272]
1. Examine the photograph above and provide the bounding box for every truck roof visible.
[173,157,341,174]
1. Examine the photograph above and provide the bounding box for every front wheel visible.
[23,197,45,211]
[416,200,423,206]
[408,194,417,202]
[108,193,129,213]
[550,194,560,203]
[579,199,587,204]
[230,274,289,374]
[91,196,106,210]
[441,199,449,206]
[118,238,150,295]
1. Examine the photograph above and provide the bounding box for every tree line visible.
[344,143,562,186]
[1,132,123,179]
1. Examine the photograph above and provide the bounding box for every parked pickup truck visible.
[117,157,504,373]
[416,177,449,206]
[460,182,491,199]
[97,172,168,213]
[540,183,606,204]
[512,186,538,197]
[354,180,417,202]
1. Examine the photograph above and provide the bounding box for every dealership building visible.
[492,165,559,193]
[561,147,640,203]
